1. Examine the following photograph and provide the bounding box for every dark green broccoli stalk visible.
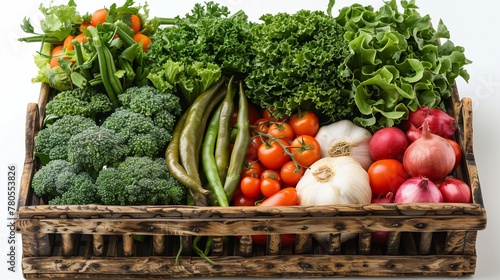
[32,159,98,205]
[101,108,169,158]
[67,126,127,178]
[48,172,99,205]
[34,115,97,162]
[96,156,187,205]
[45,86,113,120]
[117,85,182,132]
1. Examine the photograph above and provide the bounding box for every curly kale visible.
[32,159,99,205]
[45,86,112,120]
[117,85,182,132]
[67,126,127,178]
[101,108,168,158]
[96,156,187,205]
[34,115,97,161]
[244,10,353,123]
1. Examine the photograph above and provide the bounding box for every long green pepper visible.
[223,81,250,200]
[214,77,235,185]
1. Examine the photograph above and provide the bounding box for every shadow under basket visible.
[15,83,487,279]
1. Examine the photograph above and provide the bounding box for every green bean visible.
[165,113,210,204]
[223,81,250,199]
[202,104,229,207]
[179,79,225,185]
[215,76,235,185]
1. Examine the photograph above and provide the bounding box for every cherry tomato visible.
[368,159,409,196]
[262,108,278,121]
[260,169,282,184]
[240,176,261,198]
[241,160,262,179]
[268,122,294,141]
[260,178,281,198]
[233,194,257,206]
[253,118,271,134]
[289,135,321,167]
[259,187,299,206]
[289,111,319,136]
[246,135,264,161]
[258,139,291,169]
[280,161,305,186]
[445,138,462,168]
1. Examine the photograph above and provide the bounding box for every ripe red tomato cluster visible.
[232,107,321,206]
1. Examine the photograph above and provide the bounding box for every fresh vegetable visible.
[34,115,97,162]
[47,172,99,205]
[260,169,281,185]
[371,192,394,246]
[438,177,472,203]
[215,77,236,184]
[369,127,408,160]
[288,111,320,137]
[403,122,456,180]
[268,122,295,141]
[241,161,262,179]
[314,120,373,170]
[408,107,456,139]
[334,0,470,131]
[280,161,305,186]
[101,108,169,158]
[96,156,187,205]
[258,138,291,169]
[245,9,352,123]
[296,156,372,243]
[240,176,261,198]
[44,87,112,120]
[245,135,264,161]
[67,126,127,178]
[446,139,463,168]
[394,177,443,203]
[91,8,108,27]
[260,178,281,198]
[368,159,409,196]
[259,187,299,207]
[133,33,152,51]
[289,135,321,167]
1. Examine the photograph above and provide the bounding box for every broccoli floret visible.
[32,159,98,205]
[67,126,127,178]
[48,172,99,205]
[118,85,182,132]
[101,108,168,157]
[35,115,97,161]
[96,156,187,205]
[45,86,113,119]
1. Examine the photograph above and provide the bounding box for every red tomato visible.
[268,122,294,141]
[246,135,264,161]
[260,169,282,184]
[262,108,278,121]
[280,161,305,186]
[368,159,409,196]
[253,118,271,134]
[240,176,261,198]
[260,178,281,198]
[289,111,319,136]
[289,135,321,167]
[233,194,257,206]
[251,234,296,247]
[231,103,261,127]
[259,187,299,206]
[445,138,462,168]
[258,139,291,169]
[241,160,262,178]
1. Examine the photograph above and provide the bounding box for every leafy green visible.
[334,0,471,131]
[244,9,353,122]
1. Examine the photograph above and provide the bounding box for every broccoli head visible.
[67,126,127,178]
[32,159,98,205]
[96,156,187,205]
[117,85,182,132]
[34,115,97,161]
[45,86,113,119]
[101,108,168,158]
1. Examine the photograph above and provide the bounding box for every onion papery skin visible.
[402,122,456,180]
[408,107,456,139]
[395,177,443,203]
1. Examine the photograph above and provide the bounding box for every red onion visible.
[369,127,408,160]
[403,122,456,180]
[445,139,463,169]
[405,123,422,144]
[395,177,443,203]
[372,192,394,203]
[438,177,472,203]
[408,107,456,139]
[371,192,393,246]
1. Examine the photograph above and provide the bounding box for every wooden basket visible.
[15,83,487,279]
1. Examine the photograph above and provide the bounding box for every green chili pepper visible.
[215,76,235,185]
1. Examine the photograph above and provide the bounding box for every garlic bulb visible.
[314,119,373,170]
[296,156,372,243]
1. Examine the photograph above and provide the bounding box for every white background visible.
[1,1,498,279]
